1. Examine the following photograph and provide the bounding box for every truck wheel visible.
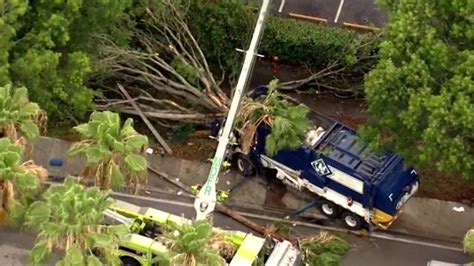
[341,211,364,230]
[120,256,141,266]
[235,154,255,177]
[319,200,339,219]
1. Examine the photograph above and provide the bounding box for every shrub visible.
[261,17,355,66]
[186,1,365,76]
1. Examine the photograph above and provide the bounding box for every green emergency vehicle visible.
[104,200,301,266]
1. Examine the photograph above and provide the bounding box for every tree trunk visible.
[147,166,297,245]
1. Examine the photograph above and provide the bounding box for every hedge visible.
[187,1,364,75]
[261,17,356,66]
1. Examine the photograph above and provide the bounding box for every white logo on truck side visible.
[311,158,365,194]
[311,159,331,176]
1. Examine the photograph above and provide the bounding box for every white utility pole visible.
[194,0,271,220]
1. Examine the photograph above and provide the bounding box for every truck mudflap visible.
[373,181,419,229]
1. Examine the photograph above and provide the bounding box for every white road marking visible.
[42,181,463,252]
[278,0,286,13]
[334,0,345,23]
[110,191,463,252]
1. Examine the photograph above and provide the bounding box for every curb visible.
[342,22,381,32]
[288,13,328,24]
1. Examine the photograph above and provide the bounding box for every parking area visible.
[338,0,387,26]
[275,0,387,28]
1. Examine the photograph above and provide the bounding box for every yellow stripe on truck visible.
[373,208,394,224]
[229,234,266,266]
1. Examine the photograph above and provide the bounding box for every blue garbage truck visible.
[211,88,420,230]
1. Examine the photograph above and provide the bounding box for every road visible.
[249,0,387,28]
[1,193,472,265]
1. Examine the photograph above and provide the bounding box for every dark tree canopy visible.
[362,0,473,179]
[1,0,131,122]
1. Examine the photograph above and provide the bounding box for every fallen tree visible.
[94,0,229,126]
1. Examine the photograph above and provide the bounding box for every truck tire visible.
[341,211,364,230]
[235,154,255,177]
[120,256,141,266]
[319,200,339,219]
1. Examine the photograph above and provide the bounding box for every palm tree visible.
[25,176,129,265]
[0,137,47,224]
[162,219,228,266]
[0,84,46,143]
[237,80,311,156]
[69,111,149,193]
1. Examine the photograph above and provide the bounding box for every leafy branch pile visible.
[301,232,350,266]
[237,80,311,156]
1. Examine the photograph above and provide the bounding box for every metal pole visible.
[194,0,271,220]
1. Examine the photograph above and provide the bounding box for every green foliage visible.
[0,138,44,217]
[0,84,44,142]
[272,221,293,236]
[69,111,149,192]
[465,229,474,254]
[170,124,196,142]
[185,0,373,81]
[362,0,474,179]
[171,56,201,87]
[0,0,28,85]
[187,0,255,80]
[301,232,350,266]
[238,80,311,156]
[1,0,131,122]
[164,219,226,266]
[25,176,129,266]
[261,17,355,66]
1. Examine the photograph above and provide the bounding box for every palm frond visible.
[21,160,48,181]
[69,111,149,192]
[237,79,311,156]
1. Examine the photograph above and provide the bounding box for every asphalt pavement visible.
[1,193,472,266]
[248,0,387,27]
[113,194,473,266]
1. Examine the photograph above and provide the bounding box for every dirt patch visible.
[168,137,217,161]
[331,115,368,129]
[418,170,474,205]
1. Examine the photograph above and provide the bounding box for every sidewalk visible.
[33,137,474,243]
